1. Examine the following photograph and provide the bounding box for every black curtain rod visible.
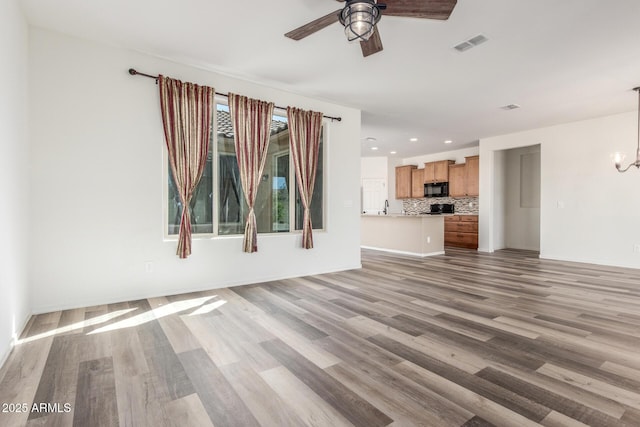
[128,68,342,122]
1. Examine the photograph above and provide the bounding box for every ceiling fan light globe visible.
[344,24,374,42]
[340,0,381,42]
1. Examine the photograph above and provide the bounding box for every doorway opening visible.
[493,144,541,251]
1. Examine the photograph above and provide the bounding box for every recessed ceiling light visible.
[390,151,397,154]
[409,137,418,142]
[365,137,377,142]
[444,140,453,144]
[371,147,378,150]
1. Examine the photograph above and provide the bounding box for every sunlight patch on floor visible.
[18,308,138,344]
[88,296,216,334]
[188,299,227,316]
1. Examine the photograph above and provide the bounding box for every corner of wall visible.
[0,0,32,372]
[0,312,31,372]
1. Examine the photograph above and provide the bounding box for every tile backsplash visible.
[402,197,479,215]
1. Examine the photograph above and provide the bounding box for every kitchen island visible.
[361,214,445,257]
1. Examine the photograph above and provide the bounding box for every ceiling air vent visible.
[453,41,473,52]
[453,34,488,53]
[500,104,521,110]
[468,34,488,46]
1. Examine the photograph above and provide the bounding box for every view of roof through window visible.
[216,104,289,138]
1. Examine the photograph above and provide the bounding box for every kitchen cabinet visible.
[465,155,479,196]
[448,155,479,197]
[424,160,454,183]
[444,215,478,249]
[411,168,424,198]
[448,164,466,197]
[395,165,417,199]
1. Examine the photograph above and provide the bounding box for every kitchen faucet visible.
[383,199,389,215]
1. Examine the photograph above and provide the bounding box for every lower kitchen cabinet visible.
[444,215,478,249]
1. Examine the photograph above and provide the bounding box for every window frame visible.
[163,98,327,240]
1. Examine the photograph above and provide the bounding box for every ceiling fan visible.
[285,0,458,57]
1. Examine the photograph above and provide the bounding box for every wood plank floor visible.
[1,248,640,426]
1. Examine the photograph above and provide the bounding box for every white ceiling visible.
[21,0,640,158]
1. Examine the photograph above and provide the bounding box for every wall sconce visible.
[613,87,640,172]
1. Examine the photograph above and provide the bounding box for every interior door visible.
[362,178,387,214]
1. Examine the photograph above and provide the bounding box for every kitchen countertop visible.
[361,213,456,218]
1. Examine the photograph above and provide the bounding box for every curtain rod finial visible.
[128,68,137,76]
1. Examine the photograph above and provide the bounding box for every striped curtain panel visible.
[287,107,323,249]
[228,93,274,253]
[158,75,214,258]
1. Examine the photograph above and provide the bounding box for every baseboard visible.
[0,312,32,375]
[0,344,11,374]
[539,253,638,270]
[361,246,445,258]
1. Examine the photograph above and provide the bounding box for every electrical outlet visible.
[633,244,640,253]
[427,236,431,244]
[144,261,154,273]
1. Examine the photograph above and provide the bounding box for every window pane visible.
[272,153,290,232]
[218,152,246,235]
[168,141,213,236]
[295,131,323,230]
[217,105,291,235]
[217,105,246,235]
[257,115,290,233]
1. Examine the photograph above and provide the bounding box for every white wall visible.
[361,157,388,180]
[480,111,640,269]
[403,146,480,166]
[0,0,31,366]
[28,28,362,313]
[505,145,540,251]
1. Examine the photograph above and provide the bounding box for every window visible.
[295,128,323,230]
[167,101,324,237]
[167,137,214,236]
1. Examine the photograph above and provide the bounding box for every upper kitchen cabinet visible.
[411,168,424,198]
[424,160,454,183]
[448,164,466,197]
[448,156,480,198]
[465,155,479,196]
[395,165,417,199]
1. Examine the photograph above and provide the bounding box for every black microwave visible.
[424,182,449,198]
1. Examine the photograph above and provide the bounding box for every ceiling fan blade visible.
[360,27,383,57]
[382,0,457,20]
[285,9,342,40]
